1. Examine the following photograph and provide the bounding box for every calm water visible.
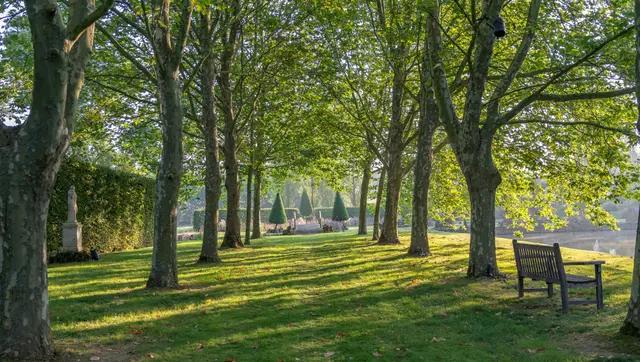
[501,230,637,257]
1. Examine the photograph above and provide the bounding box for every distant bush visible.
[47,159,155,252]
[269,193,287,226]
[193,209,204,231]
[314,206,374,220]
[332,192,349,221]
[299,189,313,217]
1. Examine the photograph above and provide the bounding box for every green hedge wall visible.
[193,208,301,230]
[314,207,372,219]
[47,160,155,252]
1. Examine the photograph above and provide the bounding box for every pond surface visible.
[500,230,637,257]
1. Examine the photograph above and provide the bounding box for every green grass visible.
[49,231,639,361]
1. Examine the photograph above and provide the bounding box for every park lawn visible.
[48,231,639,361]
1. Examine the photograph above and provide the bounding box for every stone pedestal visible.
[62,222,83,252]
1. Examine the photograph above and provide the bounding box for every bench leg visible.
[560,282,569,313]
[595,264,604,310]
[546,282,553,298]
[517,277,524,298]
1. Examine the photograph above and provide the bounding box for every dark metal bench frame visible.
[512,239,605,313]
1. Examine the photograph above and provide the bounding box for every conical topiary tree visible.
[332,192,349,221]
[269,193,287,229]
[299,189,313,218]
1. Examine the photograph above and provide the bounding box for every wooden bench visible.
[512,239,605,313]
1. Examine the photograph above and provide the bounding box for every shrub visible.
[269,193,287,226]
[299,189,313,217]
[47,159,155,252]
[332,192,349,221]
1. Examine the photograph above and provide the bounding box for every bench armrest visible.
[563,260,606,266]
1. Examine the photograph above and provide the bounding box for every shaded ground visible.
[48,231,639,361]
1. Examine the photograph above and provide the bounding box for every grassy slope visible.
[49,231,639,361]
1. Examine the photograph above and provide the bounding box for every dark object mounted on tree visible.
[512,240,605,313]
[90,248,100,260]
[493,16,506,38]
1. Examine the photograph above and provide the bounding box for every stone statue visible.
[62,186,83,252]
[67,186,78,222]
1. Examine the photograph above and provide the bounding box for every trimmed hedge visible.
[193,208,300,229]
[315,207,372,219]
[269,193,287,225]
[47,159,155,252]
[332,192,349,221]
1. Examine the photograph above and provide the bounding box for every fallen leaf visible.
[130,329,144,335]
[146,353,156,359]
[195,343,204,351]
[324,351,335,358]
[527,348,544,354]
[90,357,100,361]
[431,337,446,343]
[372,351,382,357]
[224,358,236,362]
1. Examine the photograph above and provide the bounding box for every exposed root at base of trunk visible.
[220,235,244,249]
[145,276,179,289]
[620,321,640,337]
[407,247,431,257]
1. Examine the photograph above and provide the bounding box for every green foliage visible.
[269,193,287,225]
[299,189,314,217]
[47,159,155,252]
[331,192,349,221]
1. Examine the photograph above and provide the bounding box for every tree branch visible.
[499,25,634,124]
[66,0,115,44]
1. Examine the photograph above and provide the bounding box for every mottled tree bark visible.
[372,167,386,241]
[251,168,262,239]
[147,0,193,287]
[461,146,502,276]
[197,10,221,263]
[621,0,640,336]
[409,50,438,257]
[358,160,372,235]
[425,0,503,277]
[378,59,406,245]
[0,0,112,358]
[219,0,243,248]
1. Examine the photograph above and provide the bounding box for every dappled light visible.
[47,232,638,361]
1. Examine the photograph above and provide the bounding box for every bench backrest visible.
[512,240,565,283]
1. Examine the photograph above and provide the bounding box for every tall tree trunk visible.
[409,37,439,257]
[245,165,253,246]
[378,61,406,245]
[372,167,386,241]
[621,209,640,335]
[198,12,221,263]
[358,160,372,235]
[218,0,242,249]
[0,0,111,358]
[456,142,501,277]
[621,0,640,336]
[147,0,193,287]
[147,70,183,287]
[220,122,243,248]
[251,168,262,239]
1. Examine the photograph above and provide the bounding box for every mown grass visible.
[48,231,639,361]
